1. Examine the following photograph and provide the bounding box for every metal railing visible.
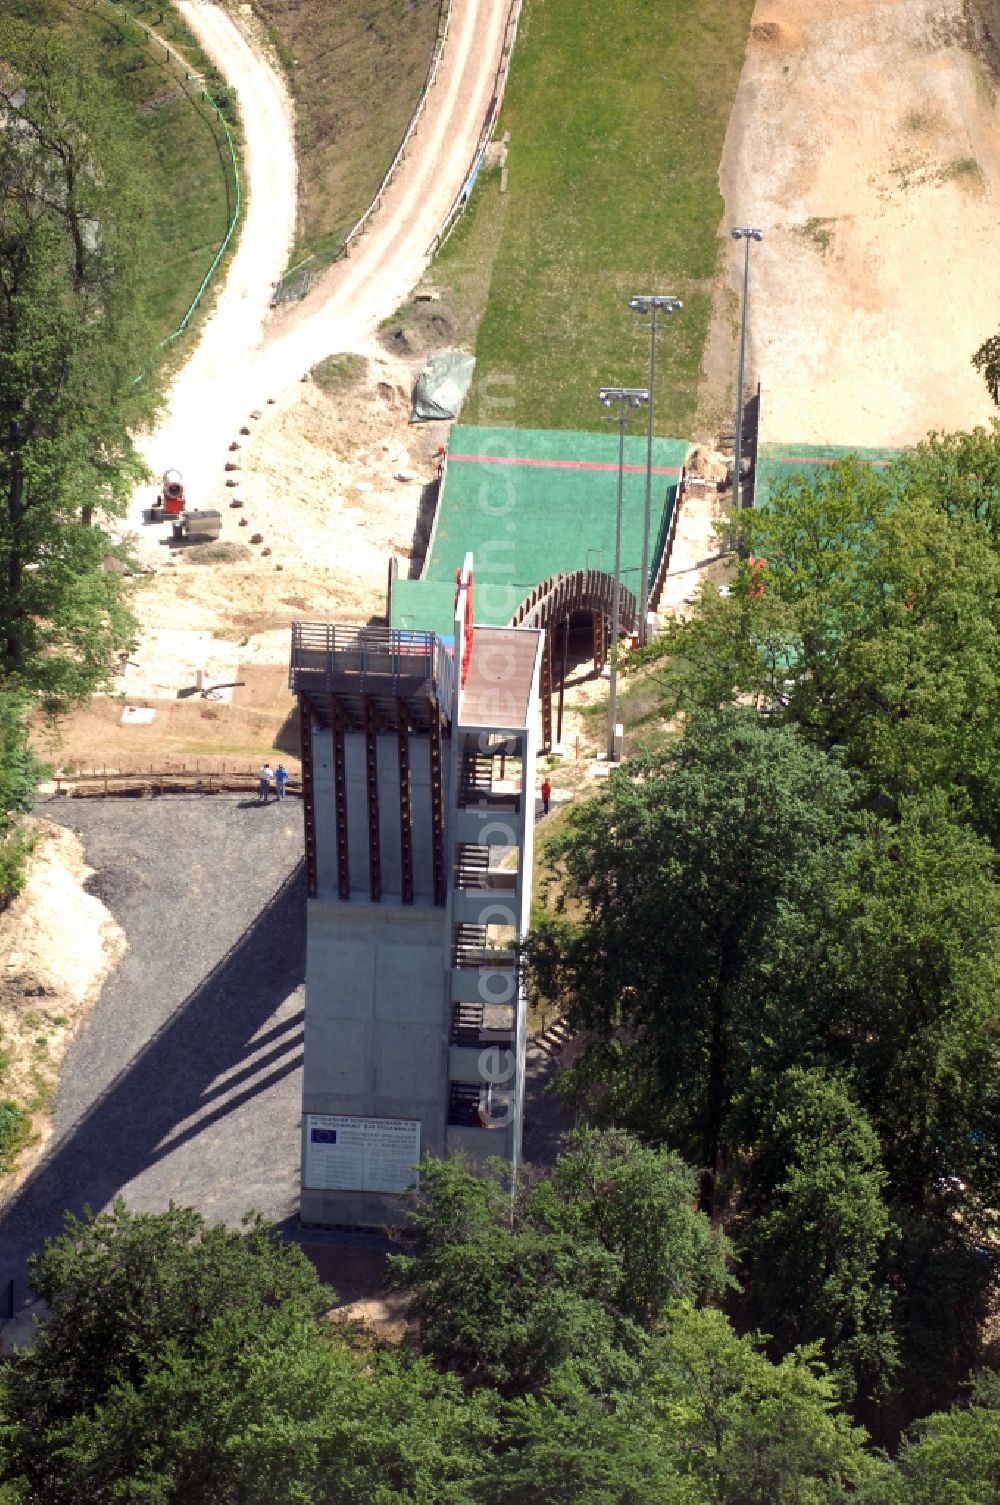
[451,1000,515,1049]
[40,766,300,798]
[90,0,242,359]
[343,0,452,253]
[426,0,524,255]
[278,0,452,292]
[289,623,455,708]
[649,472,687,613]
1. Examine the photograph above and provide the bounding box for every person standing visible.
[540,776,552,816]
[274,763,289,801]
[258,762,273,805]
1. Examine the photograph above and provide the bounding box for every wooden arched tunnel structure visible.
[509,569,637,752]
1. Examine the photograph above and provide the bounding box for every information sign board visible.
[304,1114,421,1194]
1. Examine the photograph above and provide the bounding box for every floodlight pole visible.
[731,227,763,511]
[597,385,649,763]
[629,295,682,645]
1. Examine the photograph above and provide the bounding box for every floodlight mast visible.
[628,295,682,644]
[731,227,763,512]
[597,385,649,763]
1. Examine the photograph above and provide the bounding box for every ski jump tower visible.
[289,557,544,1227]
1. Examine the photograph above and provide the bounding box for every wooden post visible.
[364,696,381,903]
[397,704,414,905]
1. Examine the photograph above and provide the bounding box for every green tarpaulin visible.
[411,351,476,422]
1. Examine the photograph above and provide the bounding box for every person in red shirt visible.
[540,777,552,815]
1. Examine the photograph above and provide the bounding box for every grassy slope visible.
[7,0,237,347]
[461,0,756,435]
[252,0,443,267]
[385,161,510,351]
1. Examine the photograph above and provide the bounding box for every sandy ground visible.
[0,822,125,1194]
[100,0,510,735]
[106,351,449,725]
[725,0,1000,446]
[132,0,509,532]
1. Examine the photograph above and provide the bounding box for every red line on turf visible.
[448,452,682,475]
[779,456,891,466]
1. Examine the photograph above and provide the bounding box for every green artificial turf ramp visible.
[755,444,903,510]
[391,580,459,639]
[396,425,687,630]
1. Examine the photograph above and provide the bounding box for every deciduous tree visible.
[0,1201,490,1505]
[828,795,1000,1216]
[390,1131,731,1396]
[529,710,858,1203]
[652,456,1000,839]
[894,1371,1000,1505]
[737,1068,898,1404]
[0,22,155,708]
[646,1305,892,1504]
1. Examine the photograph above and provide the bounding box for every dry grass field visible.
[251,0,444,268]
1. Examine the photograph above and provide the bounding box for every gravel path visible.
[0,795,305,1302]
[131,0,298,535]
[0,792,570,1311]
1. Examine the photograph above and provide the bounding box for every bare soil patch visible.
[300,1243,414,1343]
[0,823,125,1197]
[32,692,295,774]
[52,350,450,770]
[720,0,1000,447]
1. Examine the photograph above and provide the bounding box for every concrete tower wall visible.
[300,901,448,1228]
[294,606,541,1231]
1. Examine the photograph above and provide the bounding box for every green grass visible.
[252,0,443,269]
[380,163,509,357]
[429,165,509,330]
[168,739,285,759]
[579,661,679,759]
[795,216,837,254]
[309,353,370,394]
[941,154,987,192]
[0,1099,31,1175]
[8,0,239,350]
[457,0,757,436]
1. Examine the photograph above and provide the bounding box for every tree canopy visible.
[0,21,156,710]
[529,710,860,1192]
[0,1185,913,1505]
[0,1187,994,1502]
[893,1371,1000,1505]
[528,708,1000,1428]
[0,1200,494,1505]
[389,1129,732,1397]
[737,1067,898,1403]
[651,447,1000,839]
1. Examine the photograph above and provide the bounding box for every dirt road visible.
[133,0,297,526]
[132,0,510,537]
[260,0,512,385]
[724,0,1000,447]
